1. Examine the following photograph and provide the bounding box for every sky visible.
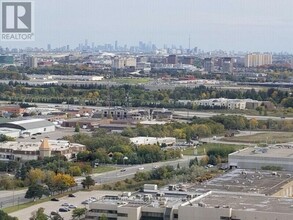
[1,0,293,52]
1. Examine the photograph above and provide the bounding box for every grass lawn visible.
[92,166,117,174]
[221,132,293,144]
[110,77,152,84]
[182,143,245,156]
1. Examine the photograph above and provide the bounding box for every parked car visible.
[59,207,70,212]
[51,198,59,202]
[120,168,126,172]
[68,194,76,198]
[81,200,91,205]
[61,203,70,207]
[138,167,144,171]
[68,205,77,209]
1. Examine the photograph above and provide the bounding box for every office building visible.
[167,55,178,64]
[112,57,125,69]
[26,56,38,68]
[0,139,86,161]
[222,57,233,73]
[203,58,214,73]
[245,53,272,67]
[0,55,14,64]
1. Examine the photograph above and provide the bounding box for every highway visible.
[0,156,193,209]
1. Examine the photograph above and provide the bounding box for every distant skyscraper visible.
[115,40,118,51]
[245,53,272,67]
[27,56,38,68]
[66,45,70,51]
[47,44,51,51]
[204,58,214,73]
[85,39,88,48]
[222,57,233,73]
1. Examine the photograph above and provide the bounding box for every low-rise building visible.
[85,191,293,220]
[228,145,293,171]
[0,139,86,161]
[151,109,173,120]
[93,108,150,121]
[0,119,55,136]
[130,137,176,147]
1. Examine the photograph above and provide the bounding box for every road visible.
[0,156,192,209]
[200,131,261,146]
[173,110,291,121]
[0,99,291,121]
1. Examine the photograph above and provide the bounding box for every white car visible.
[68,205,77,209]
[61,203,70,207]
[138,167,144,171]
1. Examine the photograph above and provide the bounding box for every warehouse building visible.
[228,145,293,171]
[0,119,55,136]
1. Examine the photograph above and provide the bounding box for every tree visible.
[81,176,95,189]
[75,123,80,132]
[0,210,18,220]
[30,208,48,220]
[189,157,198,167]
[208,155,217,166]
[72,208,87,220]
[99,214,108,220]
[25,184,50,200]
[26,168,46,185]
[52,173,76,193]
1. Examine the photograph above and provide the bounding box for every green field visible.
[221,132,293,144]
[110,77,152,85]
[92,166,117,174]
[182,143,245,156]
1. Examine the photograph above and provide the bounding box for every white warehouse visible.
[0,119,55,136]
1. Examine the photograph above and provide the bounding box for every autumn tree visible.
[26,168,46,185]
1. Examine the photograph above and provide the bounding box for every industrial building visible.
[85,190,293,220]
[228,145,293,171]
[0,119,55,136]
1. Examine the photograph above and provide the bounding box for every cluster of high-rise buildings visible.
[245,53,273,67]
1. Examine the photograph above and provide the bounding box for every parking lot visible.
[11,190,121,220]
[16,127,92,143]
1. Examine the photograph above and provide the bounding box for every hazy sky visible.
[1,0,293,52]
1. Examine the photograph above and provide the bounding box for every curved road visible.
[0,156,193,209]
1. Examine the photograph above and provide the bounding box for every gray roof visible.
[0,119,54,130]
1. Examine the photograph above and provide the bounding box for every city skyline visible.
[0,0,293,53]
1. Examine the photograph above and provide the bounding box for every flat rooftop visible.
[188,192,293,214]
[230,145,293,158]
[189,169,293,195]
[94,192,196,209]
[0,140,84,152]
